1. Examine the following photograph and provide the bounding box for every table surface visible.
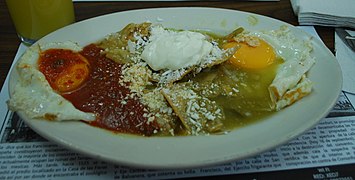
[0,0,334,90]
[0,0,341,178]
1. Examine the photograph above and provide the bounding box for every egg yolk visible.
[38,49,90,93]
[224,38,276,69]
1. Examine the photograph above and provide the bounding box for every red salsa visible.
[39,44,160,136]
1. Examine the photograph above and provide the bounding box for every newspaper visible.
[0,27,354,179]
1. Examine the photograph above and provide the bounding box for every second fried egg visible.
[223,26,315,110]
[223,37,277,69]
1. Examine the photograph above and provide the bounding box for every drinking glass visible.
[6,0,75,45]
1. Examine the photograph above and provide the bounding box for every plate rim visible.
[8,7,343,169]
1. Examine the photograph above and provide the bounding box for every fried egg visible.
[224,26,315,110]
[223,37,276,69]
[38,47,90,93]
[7,41,96,121]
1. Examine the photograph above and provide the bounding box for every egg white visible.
[7,41,96,121]
[244,26,315,110]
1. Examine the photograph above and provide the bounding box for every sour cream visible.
[141,26,213,71]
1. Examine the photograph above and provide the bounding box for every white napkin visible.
[335,29,355,94]
[290,0,355,29]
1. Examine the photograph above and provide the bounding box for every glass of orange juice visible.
[6,0,75,45]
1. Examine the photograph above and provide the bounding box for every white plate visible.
[9,7,342,169]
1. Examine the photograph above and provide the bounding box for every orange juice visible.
[6,0,75,44]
